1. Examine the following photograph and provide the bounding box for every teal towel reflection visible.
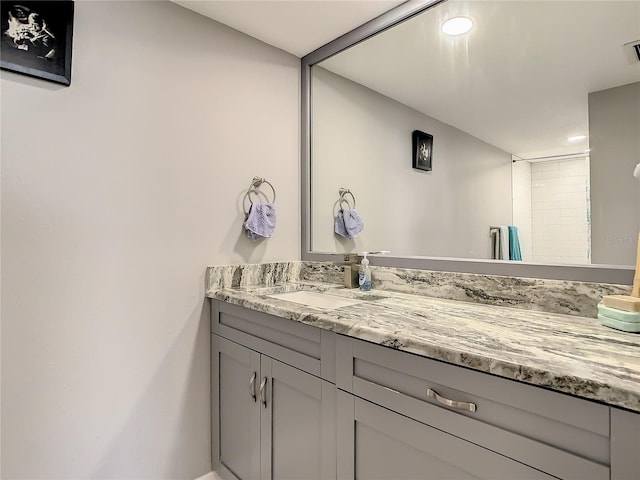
[508,225,522,261]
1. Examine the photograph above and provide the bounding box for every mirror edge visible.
[300,0,634,285]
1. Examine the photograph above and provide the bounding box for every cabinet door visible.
[337,391,554,480]
[261,357,336,480]
[213,335,261,480]
[611,407,640,479]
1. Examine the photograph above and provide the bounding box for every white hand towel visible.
[499,226,509,260]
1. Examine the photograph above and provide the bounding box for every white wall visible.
[589,82,640,265]
[513,158,592,265]
[513,158,591,265]
[1,2,300,479]
[529,158,590,265]
[511,161,533,261]
[312,67,512,259]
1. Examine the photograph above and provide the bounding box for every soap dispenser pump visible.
[358,253,372,291]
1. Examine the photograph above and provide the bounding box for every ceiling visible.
[172,1,640,159]
[171,0,404,58]
[319,1,640,158]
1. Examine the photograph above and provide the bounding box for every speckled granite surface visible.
[207,261,631,318]
[206,263,640,412]
[364,266,631,318]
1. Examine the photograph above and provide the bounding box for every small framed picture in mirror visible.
[412,130,433,171]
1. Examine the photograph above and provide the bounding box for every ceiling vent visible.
[624,40,640,63]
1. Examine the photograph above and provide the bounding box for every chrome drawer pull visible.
[427,388,477,413]
[249,372,257,402]
[259,377,268,408]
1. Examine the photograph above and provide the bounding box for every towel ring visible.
[333,197,352,217]
[243,176,276,215]
[339,188,356,209]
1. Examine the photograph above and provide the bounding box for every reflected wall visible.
[590,82,640,265]
[312,67,512,257]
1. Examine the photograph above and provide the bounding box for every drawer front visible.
[213,300,322,377]
[338,392,555,480]
[337,335,610,480]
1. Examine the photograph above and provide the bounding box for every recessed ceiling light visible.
[568,135,587,142]
[442,17,473,36]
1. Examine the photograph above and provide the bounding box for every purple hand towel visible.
[334,210,349,238]
[334,208,364,238]
[343,209,364,238]
[245,203,276,240]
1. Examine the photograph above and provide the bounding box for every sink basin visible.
[267,290,364,310]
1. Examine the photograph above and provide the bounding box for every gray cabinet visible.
[212,300,640,480]
[337,390,554,480]
[214,336,261,480]
[336,335,612,480]
[611,407,640,480]
[261,355,335,480]
[211,301,336,480]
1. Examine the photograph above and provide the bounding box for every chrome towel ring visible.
[243,177,276,215]
[338,187,356,209]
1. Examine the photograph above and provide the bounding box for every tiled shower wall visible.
[513,157,591,264]
[511,161,533,261]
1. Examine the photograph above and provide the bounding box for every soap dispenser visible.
[358,253,372,291]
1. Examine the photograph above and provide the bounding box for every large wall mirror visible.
[302,0,639,283]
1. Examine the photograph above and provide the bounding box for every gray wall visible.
[590,82,640,265]
[311,67,513,258]
[1,2,300,478]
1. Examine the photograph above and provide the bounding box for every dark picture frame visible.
[412,130,433,171]
[1,1,74,86]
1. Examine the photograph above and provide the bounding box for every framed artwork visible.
[412,130,433,171]
[0,1,74,85]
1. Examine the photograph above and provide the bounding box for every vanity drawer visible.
[336,335,610,480]
[212,300,335,379]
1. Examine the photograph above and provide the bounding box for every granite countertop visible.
[207,281,640,412]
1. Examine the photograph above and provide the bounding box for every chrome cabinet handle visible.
[259,377,268,408]
[427,388,477,413]
[249,372,257,402]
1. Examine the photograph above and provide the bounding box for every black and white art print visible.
[412,130,433,171]
[0,1,74,85]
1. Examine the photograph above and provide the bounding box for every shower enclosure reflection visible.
[512,154,591,265]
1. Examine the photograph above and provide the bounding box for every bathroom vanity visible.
[207,266,640,480]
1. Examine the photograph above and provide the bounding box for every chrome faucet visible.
[340,253,361,289]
